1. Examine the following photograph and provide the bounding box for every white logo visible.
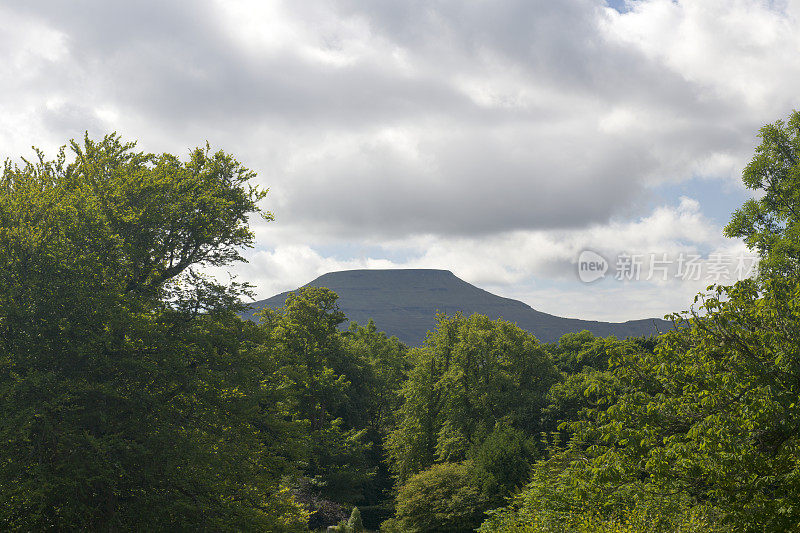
[578,250,608,283]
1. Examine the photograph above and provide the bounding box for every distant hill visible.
[241,269,670,345]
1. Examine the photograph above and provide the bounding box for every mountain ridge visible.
[241,269,670,344]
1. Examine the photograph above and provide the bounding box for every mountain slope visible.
[241,269,670,345]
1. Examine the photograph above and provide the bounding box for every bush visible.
[348,507,364,532]
[386,462,489,533]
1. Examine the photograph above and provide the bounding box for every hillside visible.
[241,269,670,345]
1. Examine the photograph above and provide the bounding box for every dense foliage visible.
[387,313,557,482]
[257,288,408,528]
[4,112,799,531]
[725,110,800,279]
[0,134,309,530]
[380,313,561,531]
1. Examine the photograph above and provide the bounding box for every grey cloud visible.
[0,0,785,239]
[274,123,657,236]
[10,1,474,129]
[40,102,107,140]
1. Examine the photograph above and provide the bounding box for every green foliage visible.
[471,423,536,503]
[483,279,800,531]
[344,320,410,510]
[386,462,490,533]
[0,134,309,530]
[481,491,723,533]
[257,288,408,527]
[384,314,558,531]
[547,330,614,374]
[259,287,371,523]
[330,522,351,533]
[725,109,800,278]
[387,313,557,484]
[328,507,364,533]
[348,506,364,532]
[540,335,650,442]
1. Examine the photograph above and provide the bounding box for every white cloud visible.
[601,0,800,112]
[0,0,785,321]
[211,245,397,299]
[6,0,791,236]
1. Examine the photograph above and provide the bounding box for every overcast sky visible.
[3,0,799,321]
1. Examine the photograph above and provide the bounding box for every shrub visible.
[387,462,489,533]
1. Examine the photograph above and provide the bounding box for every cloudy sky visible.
[3,0,798,321]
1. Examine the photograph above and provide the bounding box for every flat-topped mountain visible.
[241,269,670,345]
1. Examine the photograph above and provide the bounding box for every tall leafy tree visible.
[342,319,410,514]
[388,313,557,484]
[483,282,800,532]
[726,109,800,279]
[257,288,408,528]
[0,134,306,530]
[384,314,557,531]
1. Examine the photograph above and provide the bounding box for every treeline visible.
[3,111,800,532]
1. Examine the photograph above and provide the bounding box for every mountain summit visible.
[241,269,669,345]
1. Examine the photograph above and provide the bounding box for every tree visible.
[257,288,411,528]
[387,313,557,484]
[383,314,558,531]
[725,109,800,279]
[258,287,370,527]
[347,506,364,533]
[342,319,410,519]
[483,281,800,532]
[386,462,490,533]
[470,422,536,503]
[539,333,652,441]
[0,134,307,530]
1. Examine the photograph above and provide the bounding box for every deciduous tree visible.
[0,134,306,530]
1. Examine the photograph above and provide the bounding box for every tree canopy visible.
[726,110,800,279]
[0,134,309,530]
